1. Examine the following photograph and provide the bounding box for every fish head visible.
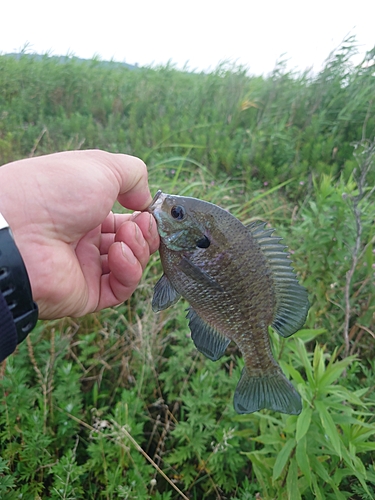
[148,190,211,251]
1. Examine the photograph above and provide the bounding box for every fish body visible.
[148,190,309,415]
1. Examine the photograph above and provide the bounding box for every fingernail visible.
[121,242,137,264]
[131,211,142,221]
[148,213,155,233]
[134,223,146,246]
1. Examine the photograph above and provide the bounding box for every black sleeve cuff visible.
[0,290,18,362]
[0,221,38,360]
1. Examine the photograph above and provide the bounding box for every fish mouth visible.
[148,190,165,214]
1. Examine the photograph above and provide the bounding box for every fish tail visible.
[233,367,302,415]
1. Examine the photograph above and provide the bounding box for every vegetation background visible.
[0,37,374,499]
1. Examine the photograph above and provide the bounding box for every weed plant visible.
[1,36,375,189]
[0,39,374,498]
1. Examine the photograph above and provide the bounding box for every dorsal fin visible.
[247,221,309,337]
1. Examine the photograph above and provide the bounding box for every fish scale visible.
[148,191,309,415]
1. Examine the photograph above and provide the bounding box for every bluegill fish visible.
[148,190,309,415]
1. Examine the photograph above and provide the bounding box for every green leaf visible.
[296,436,311,486]
[287,458,301,500]
[244,451,272,492]
[241,177,295,208]
[293,328,326,343]
[365,237,374,269]
[252,434,283,446]
[315,400,342,458]
[296,406,312,442]
[318,357,355,389]
[354,441,375,452]
[272,438,296,482]
[313,344,325,382]
[332,387,367,406]
[311,473,325,500]
[282,362,305,385]
[294,338,314,387]
[340,444,367,477]
[310,454,333,485]
[341,444,372,496]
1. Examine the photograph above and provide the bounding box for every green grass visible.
[0,38,375,498]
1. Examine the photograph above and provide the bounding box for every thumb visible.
[107,153,153,211]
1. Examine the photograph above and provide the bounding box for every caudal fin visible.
[233,368,302,415]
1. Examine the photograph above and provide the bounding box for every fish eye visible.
[196,236,210,249]
[171,205,185,220]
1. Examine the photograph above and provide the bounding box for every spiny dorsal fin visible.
[247,221,309,337]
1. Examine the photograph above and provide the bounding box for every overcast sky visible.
[1,1,374,75]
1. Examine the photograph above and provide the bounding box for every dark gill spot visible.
[196,236,210,248]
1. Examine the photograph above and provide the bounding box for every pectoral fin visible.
[152,274,181,312]
[178,256,224,292]
[186,308,230,361]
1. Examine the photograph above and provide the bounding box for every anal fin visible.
[187,308,230,361]
[234,367,302,415]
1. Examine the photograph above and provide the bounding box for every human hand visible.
[0,150,160,319]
